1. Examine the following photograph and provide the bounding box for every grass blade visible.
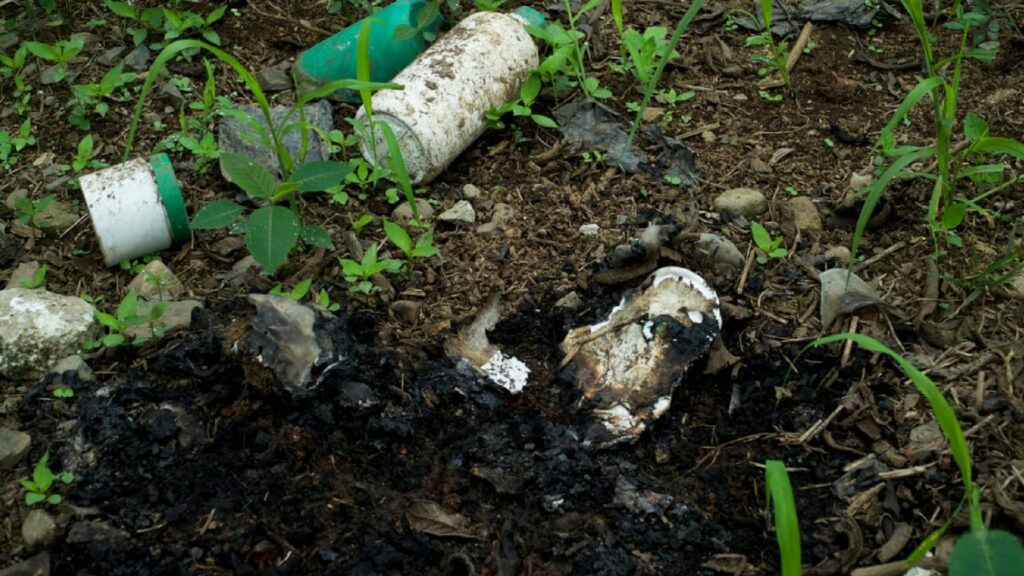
[765,460,801,576]
[611,0,623,35]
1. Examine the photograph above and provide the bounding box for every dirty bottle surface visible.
[356,7,546,185]
[294,0,443,102]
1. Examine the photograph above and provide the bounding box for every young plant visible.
[338,242,402,294]
[68,63,136,130]
[485,73,559,130]
[527,0,613,100]
[746,0,790,92]
[13,194,54,228]
[270,278,313,300]
[383,219,439,263]
[23,35,85,83]
[0,119,36,170]
[18,264,47,289]
[317,289,342,312]
[948,487,1024,575]
[52,387,74,399]
[474,0,508,11]
[20,451,73,506]
[393,0,440,43]
[751,221,786,263]
[84,289,167,349]
[70,134,103,174]
[765,460,801,576]
[618,26,679,87]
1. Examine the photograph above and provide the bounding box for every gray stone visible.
[788,196,822,231]
[462,184,482,199]
[391,199,434,223]
[438,200,476,225]
[0,428,31,469]
[122,45,151,71]
[123,300,201,340]
[579,224,600,236]
[158,81,185,106]
[127,261,184,301]
[49,355,95,383]
[696,233,745,270]
[6,261,42,289]
[5,189,28,211]
[819,268,884,329]
[97,46,126,67]
[66,520,129,547]
[714,187,768,218]
[491,203,515,226]
[256,63,293,92]
[39,65,63,85]
[0,289,96,382]
[32,199,78,232]
[218,101,333,182]
[22,510,56,549]
[390,300,422,324]
[554,291,583,310]
[824,246,851,266]
[0,552,50,576]
[476,222,501,237]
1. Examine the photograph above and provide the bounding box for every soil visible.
[2,1,1024,575]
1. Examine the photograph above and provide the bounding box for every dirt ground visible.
[2,0,1024,574]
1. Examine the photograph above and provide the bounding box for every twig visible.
[757,22,814,89]
[841,315,858,366]
[736,243,755,296]
[854,240,906,273]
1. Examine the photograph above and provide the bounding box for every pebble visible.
[714,187,768,219]
[391,199,433,223]
[0,288,96,382]
[0,552,50,576]
[49,355,95,384]
[5,261,42,289]
[462,184,482,199]
[390,300,422,324]
[126,260,185,301]
[824,246,851,265]
[255,63,293,92]
[787,196,822,231]
[5,189,28,211]
[849,172,873,192]
[438,200,476,225]
[491,203,515,226]
[554,291,583,310]
[0,428,31,469]
[97,46,126,67]
[476,222,502,237]
[158,81,185,106]
[695,233,745,270]
[578,224,600,236]
[122,45,151,71]
[22,510,57,549]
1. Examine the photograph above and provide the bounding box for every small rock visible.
[714,187,768,219]
[390,300,422,323]
[6,261,42,289]
[732,93,748,102]
[0,552,50,576]
[42,176,71,194]
[701,131,716,143]
[0,288,96,382]
[66,521,129,549]
[476,222,502,237]
[48,355,95,384]
[39,65,64,85]
[256,63,293,92]
[97,46,126,67]
[984,88,1019,107]
[126,260,184,301]
[824,246,851,265]
[5,189,29,211]
[122,45,151,71]
[462,184,482,199]
[438,200,476,225]
[123,300,201,340]
[748,157,771,175]
[22,510,56,549]
[158,81,185,106]
[788,196,822,231]
[554,292,583,310]
[391,199,433,223]
[641,107,663,122]
[0,428,31,469]
[905,422,944,463]
[32,199,78,232]
[695,233,745,270]
[578,224,600,236]
[849,172,873,192]
[819,268,884,329]
[491,203,515,226]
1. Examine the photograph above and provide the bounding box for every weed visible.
[23,35,84,83]
[68,63,136,130]
[317,289,342,312]
[52,387,74,399]
[83,289,168,349]
[765,460,801,576]
[13,194,55,228]
[383,219,439,263]
[338,242,402,294]
[105,1,226,55]
[0,118,36,170]
[485,73,559,132]
[18,264,47,289]
[270,278,313,300]
[394,0,440,43]
[617,26,678,88]
[758,89,782,103]
[474,0,507,11]
[745,0,790,92]
[20,451,73,506]
[527,0,612,100]
[751,221,787,263]
[70,134,103,174]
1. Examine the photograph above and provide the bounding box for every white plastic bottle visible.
[356,7,545,185]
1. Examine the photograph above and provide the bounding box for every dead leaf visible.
[406,500,478,539]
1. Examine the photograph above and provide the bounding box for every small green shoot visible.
[751,221,786,263]
[13,194,55,228]
[765,460,801,576]
[18,265,47,289]
[52,387,74,399]
[23,35,85,83]
[338,242,402,294]
[20,451,73,506]
[270,278,313,301]
[383,219,439,262]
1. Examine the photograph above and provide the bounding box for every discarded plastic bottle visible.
[293,0,443,102]
[356,7,546,185]
[80,154,190,267]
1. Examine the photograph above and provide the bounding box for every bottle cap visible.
[149,153,191,244]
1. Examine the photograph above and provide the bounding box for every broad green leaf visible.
[25,492,46,505]
[23,42,58,62]
[338,258,365,279]
[973,137,1024,161]
[105,0,137,19]
[302,224,335,249]
[521,73,541,105]
[383,219,412,256]
[102,333,125,347]
[750,221,772,249]
[206,5,227,24]
[77,134,93,161]
[47,494,61,505]
[765,460,801,576]
[19,479,38,492]
[949,529,1024,576]
[289,161,351,193]
[220,152,277,199]
[246,206,300,274]
[33,452,54,491]
[963,112,989,143]
[531,114,558,128]
[942,202,967,230]
[117,289,139,320]
[191,199,243,229]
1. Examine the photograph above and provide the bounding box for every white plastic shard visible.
[446,294,531,394]
[561,267,721,448]
[481,350,531,394]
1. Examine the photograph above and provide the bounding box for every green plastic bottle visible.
[294,0,443,102]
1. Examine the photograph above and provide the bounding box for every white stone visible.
[0,289,96,382]
[438,200,476,225]
[579,224,600,236]
[0,428,31,469]
[22,510,56,549]
[714,187,768,218]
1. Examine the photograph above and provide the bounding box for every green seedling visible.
[270,278,313,300]
[394,0,439,43]
[317,289,341,312]
[68,63,136,130]
[765,460,801,576]
[0,118,37,170]
[52,387,74,399]
[71,134,103,173]
[20,451,73,506]
[383,219,439,263]
[758,89,783,103]
[949,487,1024,575]
[618,26,678,87]
[338,242,403,295]
[746,0,790,92]
[23,35,85,83]
[527,0,613,100]
[13,194,54,228]
[486,72,559,131]
[84,289,167,349]
[18,265,47,289]
[474,0,508,11]
[751,221,786,263]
